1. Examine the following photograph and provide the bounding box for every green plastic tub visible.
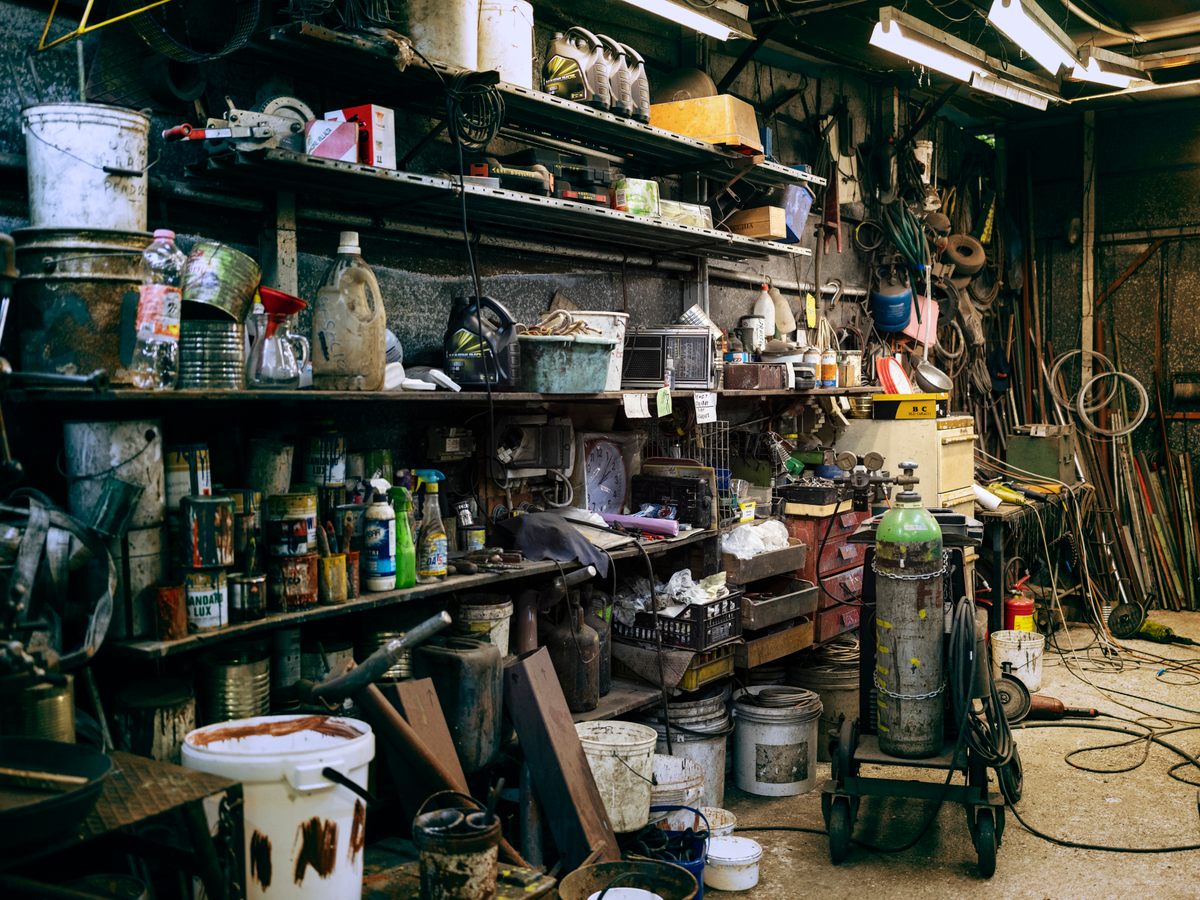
[518,334,615,394]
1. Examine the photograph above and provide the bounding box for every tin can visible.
[318,553,349,605]
[228,572,267,623]
[271,628,302,709]
[346,549,361,599]
[317,484,345,526]
[226,488,262,569]
[265,491,317,557]
[335,502,367,550]
[460,525,487,553]
[164,443,211,511]
[179,494,235,569]
[246,438,293,496]
[304,431,346,486]
[155,584,188,642]
[184,568,228,632]
[267,553,319,611]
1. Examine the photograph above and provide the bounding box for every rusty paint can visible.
[265,491,317,557]
[246,438,293,496]
[155,584,189,641]
[271,628,303,710]
[229,572,268,623]
[317,485,346,529]
[227,487,262,570]
[413,792,501,900]
[165,443,211,511]
[179,494,235,569]
[318,553,349,605]
[336,502,368,550]
[304,431,346,486]
[268,553,319,611]
[184,568,228,632]
[0,674,76,742]
[114,678,195,763]
[346,550,361,599]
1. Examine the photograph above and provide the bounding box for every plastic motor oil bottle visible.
[595,34,632,117]
[443,295,521,387]
[544,27,611,109]
[622,43,651,122]
[415,470,448,583]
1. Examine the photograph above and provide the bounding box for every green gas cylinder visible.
[874,461,945,758]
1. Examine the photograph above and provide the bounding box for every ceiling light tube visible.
[1070,45,1152,89]
[968,72,1053,110]
[870,7,989,83]
[613,0,751,41]
[988,0,1078,75]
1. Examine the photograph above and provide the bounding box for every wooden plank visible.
[735,618,814,668]
[504,648,620,871]
[571,677,661,724]
[389,679,466,788]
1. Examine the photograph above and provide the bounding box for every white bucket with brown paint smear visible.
[183,715,374,899]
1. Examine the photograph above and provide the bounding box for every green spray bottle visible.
[389,486,417,589]
[415,470,448,583]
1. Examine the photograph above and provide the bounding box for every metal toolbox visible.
[740,576,818,631]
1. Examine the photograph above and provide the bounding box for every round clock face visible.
[584,439,626,515]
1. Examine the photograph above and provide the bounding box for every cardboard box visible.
[612,177,659,217]
[870,392,950,420]
[650,94,763,153]
[725,206,786,239]
[324,104,396,169]
[305,119,359,162]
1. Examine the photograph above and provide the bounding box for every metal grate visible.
[647,420,738,527]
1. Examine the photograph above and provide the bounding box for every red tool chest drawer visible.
[818,565,863,610]
[815,566,863,642]
[785,510,869,581]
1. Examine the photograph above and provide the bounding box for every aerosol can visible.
[596,34,632,117]
[544,27,611,109]
[873,462,945,758]
[622,43,651,122]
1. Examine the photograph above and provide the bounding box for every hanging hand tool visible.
[162,95,313,152]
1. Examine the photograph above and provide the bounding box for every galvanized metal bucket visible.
[179,320,246,389]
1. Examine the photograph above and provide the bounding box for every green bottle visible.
[389,486,417,589]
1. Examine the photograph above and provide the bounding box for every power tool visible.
[502,149,618,207]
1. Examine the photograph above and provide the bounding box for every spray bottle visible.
[389,486,417,589]
[363,490,396,592]
[415,470,448,583]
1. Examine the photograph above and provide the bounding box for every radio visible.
[621,326,715,389]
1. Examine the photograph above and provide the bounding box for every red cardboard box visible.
[305,119,359,162]
[324,104,396,169]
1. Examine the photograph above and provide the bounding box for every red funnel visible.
[259,286,307,316]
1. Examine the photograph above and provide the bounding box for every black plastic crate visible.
[612,588,743,651]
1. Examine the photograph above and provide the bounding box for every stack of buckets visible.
[639,684,733,807]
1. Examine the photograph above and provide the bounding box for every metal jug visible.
[245,311,308,389]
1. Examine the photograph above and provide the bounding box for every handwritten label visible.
[623,393,651,418]
[694,391,717,424]
[656,387,672,417]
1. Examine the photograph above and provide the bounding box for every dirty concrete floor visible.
[719,611,1200,899]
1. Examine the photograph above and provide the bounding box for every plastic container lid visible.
[706,835,763,864]
[338,231,361,254]
[153,229,175,239]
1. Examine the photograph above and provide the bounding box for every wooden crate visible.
[735,617,814,668]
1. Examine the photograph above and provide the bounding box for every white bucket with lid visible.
[991,629,1045,691]
[22,103,150,231]
[576,721,657,833]
[479,0,535,89]
[454,597,514,656]
[647,754,704,825]
[733,686,822,796]
[183,715,375,899]
[573,311,629,392]
[705,835,762,891]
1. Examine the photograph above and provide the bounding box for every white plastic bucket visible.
[700,806,737,836]
[479,0,534,89]
[991,629,1044,692]
[454,598,514,656]
[650,717,730,808]
[785,665,859,762]
[573,311,629,392]
[705,835,762,891]
[647,754,704,826]
[407,0,480,69]
[22,103,150,232]
[733,687,822,797]
[576,721,657,833]
[182,715,375,899]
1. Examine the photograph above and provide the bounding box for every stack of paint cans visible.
[179,492,234,633]
[226,487,267,623]
[265,489,320,611]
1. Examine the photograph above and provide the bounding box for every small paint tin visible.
[155,585,188,642]
[318,553,348,605]
[184,568,228,633]
[267,553,319,611]
[265,491,317,557]
[346,550,360,599]
[460,525,487,553]
[228,572,267,623]
[164,443,211,511]
[304,431,346,486]
[179,494,235,569]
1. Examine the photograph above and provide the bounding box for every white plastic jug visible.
[312,266,386,391]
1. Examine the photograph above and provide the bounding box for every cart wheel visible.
[974,809,997,878]
[821,792,832,827]
[834,717,859,786]
[829,796,852,865]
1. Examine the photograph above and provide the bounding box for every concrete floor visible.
[719,611,1200,899]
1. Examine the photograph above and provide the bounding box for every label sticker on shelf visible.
[623,393,651,418]
[805,292,817,329]
[694,391,717,424]
[656,387,672,417]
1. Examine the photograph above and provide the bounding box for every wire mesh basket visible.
[647,420,738,527]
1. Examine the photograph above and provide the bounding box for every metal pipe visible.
[708,265,868,297]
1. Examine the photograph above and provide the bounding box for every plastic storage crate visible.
[613,588,743,651]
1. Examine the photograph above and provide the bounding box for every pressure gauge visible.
[864,451,885,471]
[835,450,858,472]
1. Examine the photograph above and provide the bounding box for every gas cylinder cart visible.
[819,463,1021,879]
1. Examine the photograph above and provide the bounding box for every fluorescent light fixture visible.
[870,8,989,82]
[1070,46,1152,89]
[968,72,1053,110]
[614,0,751,41]
[988,0,1077,75]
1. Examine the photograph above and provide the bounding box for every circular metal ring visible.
[1048,348,1118,413]
[1075,370,1149,438]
